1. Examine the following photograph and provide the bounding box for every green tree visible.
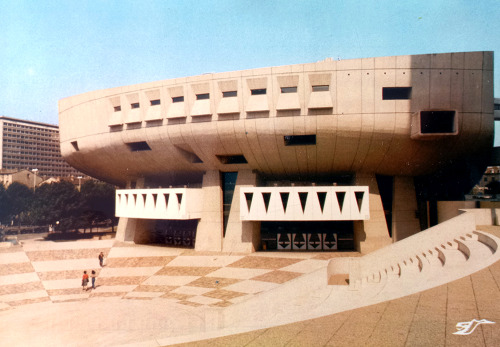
[31,181,83,232]
[6,182,33,225]
[0,183,9,225]
[80,180,116,231]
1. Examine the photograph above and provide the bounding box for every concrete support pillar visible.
[223,170,260,253]
[353,173,392,254]
[195,170,223,251]
[392,176,421,241]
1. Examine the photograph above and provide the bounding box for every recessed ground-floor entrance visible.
[153,220,198,248]
[260,221,354,251]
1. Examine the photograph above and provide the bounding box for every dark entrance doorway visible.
[154,220,198,248]
[260,221,354,251]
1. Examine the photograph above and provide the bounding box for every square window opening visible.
[223,91,237,98]
[150,99,161,106]
[281,87,297,93]
[284,135,317,146]
[131,103,140,109]
[251,88,266,95]
[420,111,456,134]
[196,93,210,100]
[216,155,248,164]
[114,106,121,112]
[312,85,329,92]
[126,141,151,152]
[382,87,412,100]
[172,96,184,103]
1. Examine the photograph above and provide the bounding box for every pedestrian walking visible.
[98,252,104,267]
[82,271,89,291]
[91,270,96,289]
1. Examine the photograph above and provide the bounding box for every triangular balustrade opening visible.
[262,192,271,212]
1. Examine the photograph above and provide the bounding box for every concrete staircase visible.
[329,211,500,302]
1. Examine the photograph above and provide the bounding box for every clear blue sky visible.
[1,1,499,141]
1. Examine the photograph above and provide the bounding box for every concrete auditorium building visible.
[58,51,494,255]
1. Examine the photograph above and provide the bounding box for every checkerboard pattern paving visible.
[0,238,359,310]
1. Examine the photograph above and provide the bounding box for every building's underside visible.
[59,51,494,254]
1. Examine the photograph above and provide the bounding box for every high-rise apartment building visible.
[0,116,81,177]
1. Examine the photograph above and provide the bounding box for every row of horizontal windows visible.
[2,123,57,132]
[112,86,411,112]
[112,86,334,111]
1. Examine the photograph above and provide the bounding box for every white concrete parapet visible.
[240,186,369,221]
[116,188,203,220]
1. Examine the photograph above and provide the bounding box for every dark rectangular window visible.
[251,88,266,95]
[114,106,121,112]
[223,91,237,98]
[216,155,248,164]
[126,141,151,152]
[131,102,140,109]
[172,96,184,103]
[196,93,209,100]
[420,110,456,134]
[495,104,500,110]
[382,87,412,100]
[284,135,316,146]
[281,87,297,93]
[312,85,329,92]
[150,99,161,106]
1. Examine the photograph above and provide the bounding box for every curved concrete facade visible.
[59,51,494,254]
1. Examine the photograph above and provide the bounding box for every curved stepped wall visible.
[329,212,500,297]
[221,211,500,332]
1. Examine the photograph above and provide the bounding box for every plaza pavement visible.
[0,228,499,346]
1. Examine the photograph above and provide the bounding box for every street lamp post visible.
[32,169,38,192]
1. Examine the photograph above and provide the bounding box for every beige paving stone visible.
[171,286,212,296]
[98,276,147,286]
[25,248,110,261]
[133,285,177,292]
[98,266,162,277]
[155,266,220,276]
[0,281,44,295]
[7,296,50,307]
[21,239,113,252]
[0,262,34,276]
[223,279,279,294]
[185,295,221,306]
[185,276,241,289]
[89,292,126,298]
[279,258,329,273]
[42,278,81,290]
[51,293,90,302]
[250,270,302,284]
[31,258,99,272]
[144,275,200,286]
[160,291,190,301]
[105,256,175,267]
[177,300,202,307]
[0,252,30,264]
[47,288,87,296]
[108,246,183,258]
[0,289,48,302]
[227,256,301,269]
[204,267,270,280]
[92,285,137,293]
[325,302,388,346]
[244,321,310,347]
[166,255,244,267]
[0,272,39,286]
[203,289,247,301]
[124,291,164,298]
